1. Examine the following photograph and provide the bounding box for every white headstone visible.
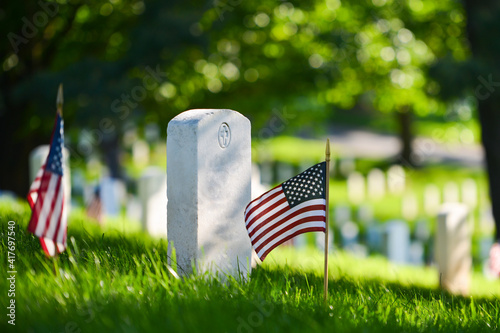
[334,205,351,227]
[414,219,431,242]
[347,172,365,204]
[341,221,359,248]
[167,109,252,277]
[100,177,126,216]
[383,220,410,264]
[435,203,470,295]
[401,193,418,221]
[443,182,459,203]
[461,178,477,208]
[408,241,424,266]
[132,140,150,166]
[424,184,441,215]
[387,165,405,194]
[357,204,374,225]
[126,195,142,222]
[479,207,495,233]
[138,167,167,237]
[366,225,383,252]
[315,228,334,253]
[29,145,71,210]
[367,168,385,199]
[293,233,308,249]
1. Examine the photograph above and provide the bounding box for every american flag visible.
[27,113,68,257]
[244,162,327,261]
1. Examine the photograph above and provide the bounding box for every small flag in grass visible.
[27,85,68,257]
[244,162,327,261]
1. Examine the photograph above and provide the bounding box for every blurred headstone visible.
[100,177,126,216]
[144,123,160,143]
[293,233,308,249]
[366,225,383,252]
[357,204,374,225]
[367,168,385,199]
[479,236,494,261]
[480,207,495,233]
[401,193,418,221]
[435,203,470,295]
[334,205,351,227]
[132,140,150,166]
[71,169,85,198]
[424,184,441,215]
[138,167,167,237]
[387,165,405,194]
[126,195,142,222]
[316,228,334,253]
[341,221,359,248]
[167,109,252,277]
[408,241,424,266]
[414,219,431,242]
[347,172,365,204]
[383,220,410,264]
[443,182,459,203]
[29,145,71,210]
[461,178,477,208]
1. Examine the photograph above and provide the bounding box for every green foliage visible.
[1,202,499,332]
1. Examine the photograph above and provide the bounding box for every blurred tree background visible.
[0,0,493,201]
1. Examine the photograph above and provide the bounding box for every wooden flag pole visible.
[57,83,63,116]
[324,138,330,304]
[53,83,63,277]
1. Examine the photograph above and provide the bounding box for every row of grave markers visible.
[26,109,490,294]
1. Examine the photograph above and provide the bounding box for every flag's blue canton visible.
[46,115,64,176]
[282,162,326,208]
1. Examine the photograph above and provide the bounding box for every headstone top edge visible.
[438,202,469,216]
[170,109,248,123]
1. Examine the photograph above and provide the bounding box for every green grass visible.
[1,201,499,333]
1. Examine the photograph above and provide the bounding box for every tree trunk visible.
[397,108,414,167]
[464,0,500,241]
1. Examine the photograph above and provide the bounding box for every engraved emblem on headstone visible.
[218,122,231,148]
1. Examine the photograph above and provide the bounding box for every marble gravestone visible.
[138,167,167,237]
[167,109,252,277]
[29,145,71,210]
[435,203,471,295]
[367,168,385,199]
[383,220,410,264]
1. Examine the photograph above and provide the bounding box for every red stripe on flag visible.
[27,171,52,234]
[258,227,326,261]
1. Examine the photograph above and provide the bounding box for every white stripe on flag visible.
[34,174,58,236]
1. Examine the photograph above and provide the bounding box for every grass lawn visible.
[1,200,499,333]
